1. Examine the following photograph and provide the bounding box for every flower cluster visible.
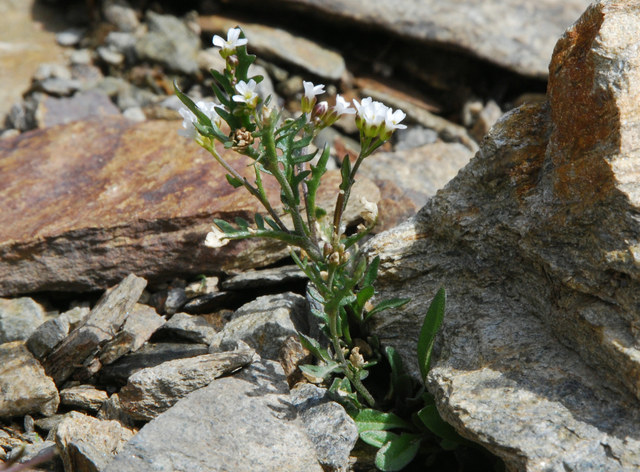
[353,97,406,141]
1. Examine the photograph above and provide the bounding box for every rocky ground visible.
[2,0,629,471]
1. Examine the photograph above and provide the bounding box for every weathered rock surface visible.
[0,296,46,343]
[60,385,109,413]
[0,116,379,295]
[98,342,209,385]
[43,274,147,385]
[0,0,67,123]
[159,312,217,345]
[242,0,592,78]
[211,292,309,359]
[367,1,640,470]
[360,141,474,209]
[35,90,121,128]
[104,360,324,471]
[0,341,59,418]
[118,348,255,420]
[220,265,306,290]
[290,383,359,471]
[55,411,134,472]
[199,16,346,80]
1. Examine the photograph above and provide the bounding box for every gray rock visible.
[98,342,210,385]
[97,46,125,66]
[60,385,109,413]
[26,314,70,360]
[0,297,46,343]
[366,2,640,469]
[43,274,147,385]
[290,383,358,471]
[221,265,306,290]
[184,276,219,298]
[0,341,59,418]
[249,0,591,78]
[34,90,121,128]
[55,411,134,472]
[211,293,310,359]
[122,106,146,122]
[118,349,254,420]
[160,312,217,345]
[99,303,164,366]
[135,11,200,74]
[394,126,439,151]
[163,286,187,315]
[55,28,85,47]
[199,16,346,80]
[35,77,82,96]
[360,141,474,209]
[104,360,323,471]
[102,0,140,33]
[97,394,136,428]
[181,290,238,314]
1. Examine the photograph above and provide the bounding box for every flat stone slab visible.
[246,0,593,78]
[0,116,379,295]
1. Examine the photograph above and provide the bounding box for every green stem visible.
[328,305,376,407]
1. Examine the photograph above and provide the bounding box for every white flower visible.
[204,226,229,249]
[384,108,407,132]
[334,94,355,115]
[232,79,259,108]
[301,81,325,113]
[212,27,248,57]
[353,97,388,138]
[178,100,220,139]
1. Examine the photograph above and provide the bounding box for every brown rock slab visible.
[43,274,147,385]
[367,1,640,469]
[0,341,59,418]
[59,385,109,413]
[0,116,380,295]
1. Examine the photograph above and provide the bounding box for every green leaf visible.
[225,174,243,188]
[363,298,411,322]
[362,256,380,287]
[298,333,331,363]
[174,83,211,126]
[354,409,411,433]
[360,430,398,449]
[213,219,237,234]
[254,213,265,230]
[340,154,352,191]
[417,405,461,444]
[263,216,280,231]
[354,285,375,319]
[417,287,446,383]
[299,362,342,381]
[375,434,422,471]
[234,217,251,229]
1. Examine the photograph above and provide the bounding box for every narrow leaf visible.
[364,298,411,322]
[362,256,380,287]
[254,213,265,230]
[417,287,446,383]
[213,219,237,234]
[225,174,243,188]
[299,362,342,381]
[298,333,331,363]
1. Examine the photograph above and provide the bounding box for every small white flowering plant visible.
[175,27,461,470]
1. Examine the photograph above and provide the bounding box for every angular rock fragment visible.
[104,360,323,471]
[98,342,209,385]
[159,312,217,345]
[43,274,147,385]
[220,265,307,291]
[0,341,59,418]
[54,411,134,472]
[0,297,46,343]
[99,303,165,366]
[367,1,640,470]
[59,385,109,413]
[290,383,358,471]
[211,293,309,359]
[118,348,254,420]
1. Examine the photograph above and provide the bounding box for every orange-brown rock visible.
[0,116,379,295]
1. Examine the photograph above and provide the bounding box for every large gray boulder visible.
[367,1,640,470]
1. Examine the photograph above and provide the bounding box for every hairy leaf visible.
[417,287,446,383]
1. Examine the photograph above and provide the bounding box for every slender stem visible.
[328,305,375,407]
